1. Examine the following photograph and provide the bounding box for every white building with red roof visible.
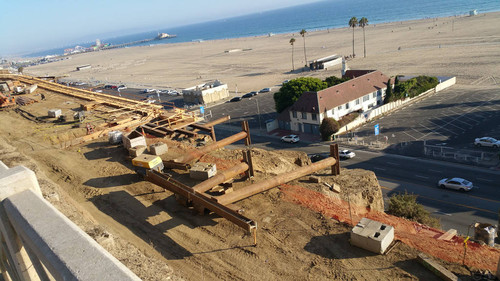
[278,70,391,135]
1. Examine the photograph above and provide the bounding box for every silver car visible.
[339,149,355,159]
[438,178,473,192]
[474,137,500,148]
[281,135,300,143]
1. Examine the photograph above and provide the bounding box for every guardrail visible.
[0,161,141,281]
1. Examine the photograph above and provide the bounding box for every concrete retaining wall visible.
[0,161,141,281]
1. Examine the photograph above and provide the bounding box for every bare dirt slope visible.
[0,95,480,280]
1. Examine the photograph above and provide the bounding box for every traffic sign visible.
[374,124,380,136]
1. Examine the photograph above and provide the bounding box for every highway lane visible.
[216,128,500,234]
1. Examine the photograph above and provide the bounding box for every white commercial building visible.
[182,80,229,104]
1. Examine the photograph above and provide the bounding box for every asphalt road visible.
[216,128,500,235]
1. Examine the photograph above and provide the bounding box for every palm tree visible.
[348,17,358,57]
[299,29,307,67]
[289,38,296,71]
[359,17,369,58]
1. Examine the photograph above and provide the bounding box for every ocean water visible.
[27,0,499,57]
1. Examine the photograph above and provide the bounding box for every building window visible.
[345,102,350,109]
[338,105,342,110]
[302,112,307,119]
[292,111,297,118]
[377,90,383,97]
[372,92,377,98]
[356,98,360,105]
[330,108,335,115]
[312,113,317,121]
[363,94,370,102]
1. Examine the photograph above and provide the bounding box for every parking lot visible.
[352,84,500,151]
[205,89,278,130]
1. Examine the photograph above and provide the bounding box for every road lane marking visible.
[433,211,452,216]
[380,186,497,214]
[476,177,493,182]
[374,167,386,171]
[378,176,500,204]
[386,162,398,165]
[415,175,429,179]
[428,169,442,173]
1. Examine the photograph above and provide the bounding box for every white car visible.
[143,88,156,93]
[339,149,355,159]
[438,178,473,192]
[281,135,300,143]
[474,137,500,148]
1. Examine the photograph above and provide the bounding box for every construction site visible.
[0,71,499,280]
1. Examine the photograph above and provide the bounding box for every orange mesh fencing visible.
[279,184,500,271]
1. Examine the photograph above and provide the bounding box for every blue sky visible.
[0,0,320,57]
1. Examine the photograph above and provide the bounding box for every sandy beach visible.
[27,12,500,92]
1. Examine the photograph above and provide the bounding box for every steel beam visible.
[145,170,256,232]
[192,162,249,193]
[174,131,248,164]
[215,157,337,206]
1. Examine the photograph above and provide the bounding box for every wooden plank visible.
[437,229,457,241]
[60,117,151,148]
[417,253,461,281]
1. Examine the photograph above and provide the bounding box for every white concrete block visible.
[190,162,217,180]
[122,131,147,149]
[149,142,168,155]
[350,217,394,254]
[48,109,61,118]
[0,162,42,200]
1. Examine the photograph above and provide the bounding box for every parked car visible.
[438,177,473,192]
[281,135,300,143]
[143,88,156,93]
[110,85,118,89]
[104,85,113,89]
[282,80,290,85]
[230,96,242,102]
[474,137,500,148]
[339,149,356,159]
[259,87,271,93]
[310,153,328,162]
[242,92,257,98]
[117,85,127,90]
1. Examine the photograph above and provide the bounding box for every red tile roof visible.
[319,70,390,112]
[343,70,375,79]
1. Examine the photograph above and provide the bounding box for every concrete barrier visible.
[350,218,394,254]
[0,161,141,281]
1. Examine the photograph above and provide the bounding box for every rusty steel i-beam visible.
[174,131,248,163]
[215,156,337,206]
[192,162,249,193]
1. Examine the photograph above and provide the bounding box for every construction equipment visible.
[0,93,16,108]
[132,154,164,176]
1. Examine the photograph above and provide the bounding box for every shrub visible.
[387,192,440,228]
[319,117,340,141]
[338,112,359,128]
[324,76,350,87]
[274,77,327,113]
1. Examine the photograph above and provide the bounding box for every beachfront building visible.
[309,54,342,71]
[182,80,229,104]
[278,70,390,135]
